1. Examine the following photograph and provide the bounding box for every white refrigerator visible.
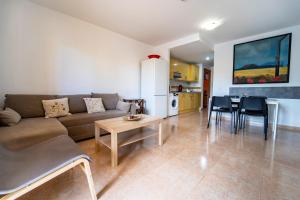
[141,58,168,118]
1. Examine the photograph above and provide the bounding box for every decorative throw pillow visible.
[91,93,119,110]
[0,107,21,126]
[116,101,131,113]
[130,103,138,115]
[83,98,106,114]
[42,98,70,118]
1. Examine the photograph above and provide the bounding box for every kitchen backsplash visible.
[170,80,193,87]
[170,84,201,93]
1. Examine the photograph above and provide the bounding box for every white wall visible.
[213,25,300,127]
[0,0,152,107]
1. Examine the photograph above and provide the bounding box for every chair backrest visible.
[248,96,267,99]
[240,96,268,114]
[225,95,239,98]
[211,96,232,111]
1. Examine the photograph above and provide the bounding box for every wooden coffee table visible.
[95,114,163,167]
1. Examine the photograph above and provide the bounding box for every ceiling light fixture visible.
[201,19,223,31]
[205,56,210,61]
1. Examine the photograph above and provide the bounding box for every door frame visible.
[201,67,213,110]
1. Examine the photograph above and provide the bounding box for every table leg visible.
[95,126,99,140]
[95,126,100,151]
[208,98,211,119]
[273,103,279,139]
[111,132,118,167]
[158,122,163,146]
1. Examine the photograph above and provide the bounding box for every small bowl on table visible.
[123,114,143,121]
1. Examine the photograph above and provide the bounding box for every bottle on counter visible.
[178,85,183,92]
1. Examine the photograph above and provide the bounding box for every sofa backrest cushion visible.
[5,94,57,118]
[91,93,119,110]
[58,94,91,113]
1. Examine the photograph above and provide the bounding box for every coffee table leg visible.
[158,122,163,146]
[95,126,100,151]
[111,132,118,167]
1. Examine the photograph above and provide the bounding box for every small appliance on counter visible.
[178,85,183,92]
[173,72,182,79]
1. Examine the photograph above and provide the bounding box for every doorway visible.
[203,68,211,109]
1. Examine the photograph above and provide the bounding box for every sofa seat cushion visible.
[0,118,67,150]
[58,110,127,127]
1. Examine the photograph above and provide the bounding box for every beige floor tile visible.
[261,176,300,200]
[17,111,300,200]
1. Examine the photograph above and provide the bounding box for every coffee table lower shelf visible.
[98,128,158,149]
[95,114,163,167]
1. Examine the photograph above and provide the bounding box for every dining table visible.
[208,97,279,139]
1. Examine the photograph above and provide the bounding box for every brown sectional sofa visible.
[0,93,129,150]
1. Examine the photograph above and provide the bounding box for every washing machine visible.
[168,93,179,116]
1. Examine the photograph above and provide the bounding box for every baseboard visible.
[179,109,199,114]
[277,124,300,132]
[219,115,300,132]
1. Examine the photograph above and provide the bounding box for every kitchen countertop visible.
[170,91,201,94]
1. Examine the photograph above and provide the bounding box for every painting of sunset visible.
[233,33,292,84]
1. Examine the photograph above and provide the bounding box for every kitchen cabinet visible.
[170,58,199,82]
[195,93,201,109]
[179,93,201,114]
[178,93,186,112]
[177,65,189,81]
[187,64,199,82]
[170,58,178,80]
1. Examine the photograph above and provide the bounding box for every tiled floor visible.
[20,111,300,200]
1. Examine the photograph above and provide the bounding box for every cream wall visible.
[213,25,300,127]
[0,0,152,107]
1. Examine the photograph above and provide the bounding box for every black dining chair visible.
[225,95,240,98]
[224,95,240,111]
[238,96,269,140]
[207,96,237,132]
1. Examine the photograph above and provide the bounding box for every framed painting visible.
[233,33,292,84]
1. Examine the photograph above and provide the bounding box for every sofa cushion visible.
[58,110,127,127]
[58,94,91,113]
[83,98,105,114]
[91,93,119,110]
[0,118,67,150]
[0,108,21,126]
[5,94,57,118]
[116,101,131,113]
[42,98,70,118]
[66,124,94,141]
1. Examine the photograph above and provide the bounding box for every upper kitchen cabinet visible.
[170,58,199,82]
[187,64,199,82]
[177,64,189,81]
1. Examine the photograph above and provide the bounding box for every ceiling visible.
[171,41,214,66]
[30,0,300,46]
